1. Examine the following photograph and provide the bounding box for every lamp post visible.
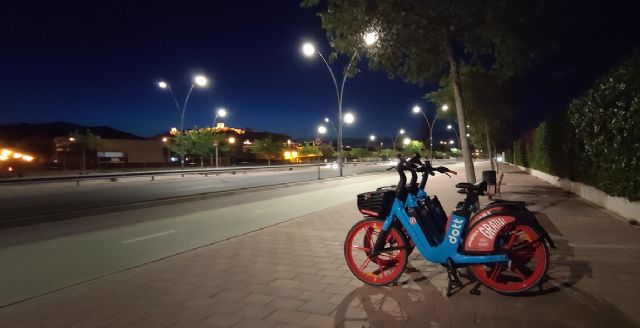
[158,75,209,168]
[412,104,448,159]
[367,134,376,149]
[213,108,227,126]
[324,117,338,136]
[447,124,461,148]
[157,74,209,133]
[302,34,376,177]
[161,137,170,166]
[390,129,405,151]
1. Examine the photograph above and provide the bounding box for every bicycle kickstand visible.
[445,259,463,297]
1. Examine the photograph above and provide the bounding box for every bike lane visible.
[0,162,638,328]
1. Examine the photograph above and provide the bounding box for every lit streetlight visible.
[157,74,209,133]
[318,125,327,134]
[369,134,376,141]
[363,31,378,46]
[214,108,227,126]
[447,124,461,148]
[411,104,448,159]
[403,137,411,146]
[301,34,376,177]
[390,129,405,151]
[344,112,355,124]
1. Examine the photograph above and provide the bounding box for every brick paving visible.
[1,164,639,327]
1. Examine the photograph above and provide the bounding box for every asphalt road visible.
[0,161,468,307]
[0,163,396,222]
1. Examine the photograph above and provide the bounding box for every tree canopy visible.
[251,137,285,165]
[302,0,566,181]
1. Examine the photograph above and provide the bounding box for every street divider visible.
[0,162,387,186]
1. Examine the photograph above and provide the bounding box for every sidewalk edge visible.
[510,163,639,223]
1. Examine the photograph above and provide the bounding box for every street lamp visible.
[403,137,411,146]
[447,124,461,148]
[411,104,448,159]
[344,112,355,124]
[318,125,327,134]
[301,34,376,177]
[214,108,227,126]
[390,129,405,151]
[157,74,209,133]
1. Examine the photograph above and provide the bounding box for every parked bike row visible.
[345,153,555,296]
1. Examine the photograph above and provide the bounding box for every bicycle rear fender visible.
[468,201,529,227]
[464,210,555,253]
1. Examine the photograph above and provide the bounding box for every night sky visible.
[1,1,638,141]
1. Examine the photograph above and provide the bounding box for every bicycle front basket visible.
[357,190,395,218]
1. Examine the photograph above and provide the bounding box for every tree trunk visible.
[82,148,86,174]
[484,119,495,171]
[210,153,213,167]
[448,46,476,183]
[267,158,271,166]
[493,141,499,172]
[200,156,204,168]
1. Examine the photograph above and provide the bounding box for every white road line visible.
[121,230,175,244]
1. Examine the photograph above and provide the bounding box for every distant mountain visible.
[0,122,143,141]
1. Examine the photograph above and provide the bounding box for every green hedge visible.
[515,52,640,201]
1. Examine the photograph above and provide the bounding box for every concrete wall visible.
[513,164,640,222]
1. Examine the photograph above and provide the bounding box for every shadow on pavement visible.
[333,215,637,328]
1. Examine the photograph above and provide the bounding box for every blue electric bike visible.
[346,155,554,295]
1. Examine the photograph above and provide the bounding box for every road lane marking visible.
[121,230,175,244]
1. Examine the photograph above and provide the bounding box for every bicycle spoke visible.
[490,264,503,281]
[352,245,370,252]
[358,257,372,272]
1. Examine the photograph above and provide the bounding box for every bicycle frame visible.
[382,199,508,264]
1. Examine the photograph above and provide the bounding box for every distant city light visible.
[161,137,168,143]
[228,137,236,144]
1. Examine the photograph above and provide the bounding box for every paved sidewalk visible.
[1,164,639,328]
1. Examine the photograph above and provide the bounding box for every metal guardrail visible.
[0,162,385,185]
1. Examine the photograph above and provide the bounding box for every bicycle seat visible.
[455,181,487,194]
[489,199,527,208]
